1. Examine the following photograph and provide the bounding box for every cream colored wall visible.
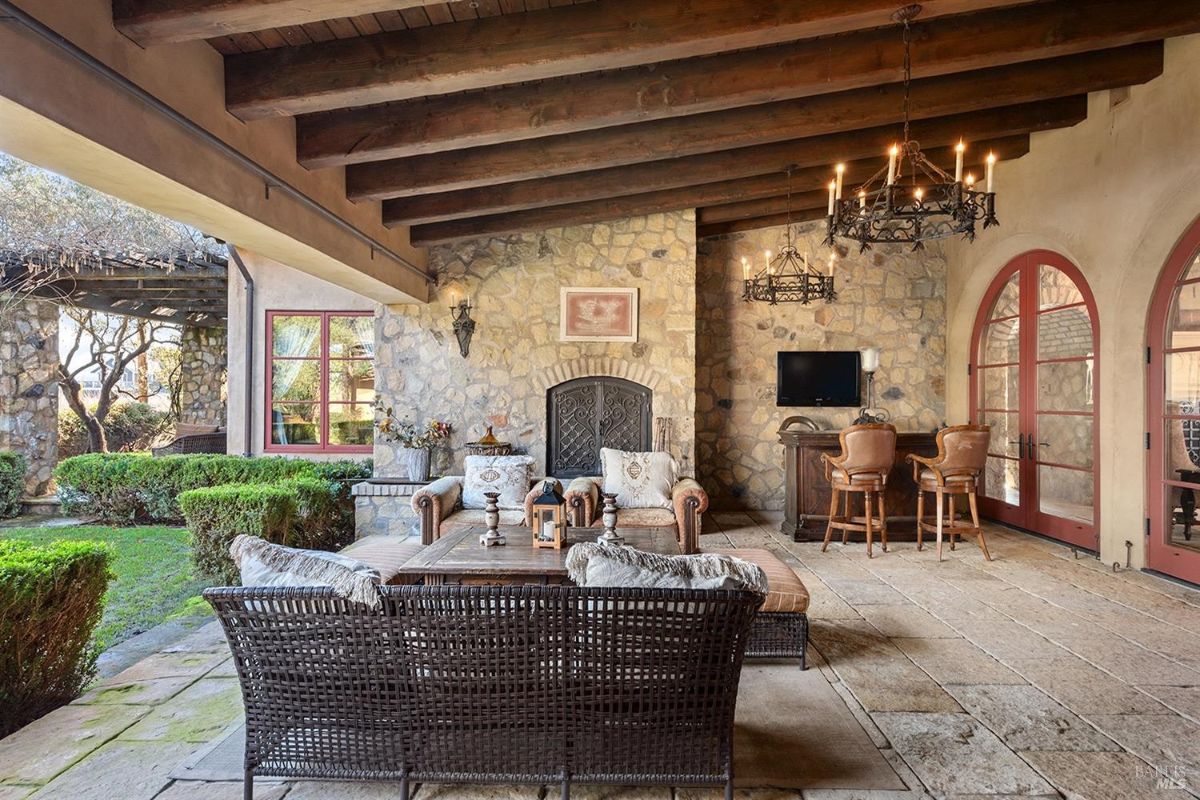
[226,250,378,458]
[943,34,1200,567]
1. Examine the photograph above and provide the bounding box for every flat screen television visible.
[777,351,861,407]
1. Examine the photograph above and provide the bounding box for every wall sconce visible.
[450,297,475,358]
[856,346,889,424]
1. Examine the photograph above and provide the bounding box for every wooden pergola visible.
[0,249,228,327]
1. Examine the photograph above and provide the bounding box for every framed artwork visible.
[559,287,639,342]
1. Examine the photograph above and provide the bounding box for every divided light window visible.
[266,311,375,453]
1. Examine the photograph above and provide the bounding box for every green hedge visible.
[0,452,26,519]
[179,483,297,585]
[0,539,112,737]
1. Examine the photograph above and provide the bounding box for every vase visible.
[405,447,432,482]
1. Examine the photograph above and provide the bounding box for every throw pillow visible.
[600,448,676,509]
[463,454,534,510]
[229,534,382,608]
[565,542,768,594]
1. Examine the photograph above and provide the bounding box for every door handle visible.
[1007,438,1025,460]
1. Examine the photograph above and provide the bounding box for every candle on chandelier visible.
[827,181,837,216]
[741,256,750,281]
[914,187,924,202]
[828,253,836,278]
[858,189,867,210]
[835,163,845,200]
[887,145,899,185]
[954,140,965,183]
[965,172,976,189]
[986,152,997,193]
[764,250,772,274]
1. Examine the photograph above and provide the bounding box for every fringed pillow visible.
[229,534,382,609]
[463,454,534,510]
[600,448,677,510]
[565,542,768,594]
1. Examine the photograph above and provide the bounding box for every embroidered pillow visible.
[463,454,534,510]
[565,542,768,594]
[600,448,676,510]
[229,534,382,608]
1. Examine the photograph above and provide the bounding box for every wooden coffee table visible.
[398,525,679,585]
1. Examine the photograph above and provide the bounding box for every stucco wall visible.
[226,250,378,458]
[943,34,1200,567]
[697,222,947,510]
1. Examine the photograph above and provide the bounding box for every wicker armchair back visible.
[205,584,762,800]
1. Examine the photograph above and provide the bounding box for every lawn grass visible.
[0,525,209,652]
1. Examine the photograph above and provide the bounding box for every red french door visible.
[1147,216,1200,584]
[970,251,1099,550]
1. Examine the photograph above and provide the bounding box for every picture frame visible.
[559,286,639,342]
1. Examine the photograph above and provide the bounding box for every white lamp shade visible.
[860,346,881,373]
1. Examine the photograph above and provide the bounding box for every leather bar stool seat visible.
[821,424,898,558]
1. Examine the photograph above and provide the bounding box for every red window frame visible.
[264,310,374,454]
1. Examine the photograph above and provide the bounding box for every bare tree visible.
[57,309,176,453]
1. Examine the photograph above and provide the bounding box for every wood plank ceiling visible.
[112,0,1200,244]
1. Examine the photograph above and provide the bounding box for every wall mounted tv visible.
[777,351,861,407]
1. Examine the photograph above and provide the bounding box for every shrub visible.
[58,402,173,459]
[0,452,26,519]
[179,484,297,584]
[0,539,112,737]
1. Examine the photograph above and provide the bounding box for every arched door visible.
[970,251,1099,549]
[1147,216,1200,583]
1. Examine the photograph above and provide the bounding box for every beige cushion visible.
[463,455,533,510]
[340,535,424,586]
[176,423,221,437]
[601,448,676,509]
[919,469,976,485]
[230,534,381,608]
[707,548,810,614]
[565,542,768,593]
[614,507,676,527]
[832,468,887,485]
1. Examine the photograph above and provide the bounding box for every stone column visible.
[178,326,228,427]
[0,297,59,496]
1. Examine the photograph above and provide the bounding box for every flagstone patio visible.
[2,516,1199,800]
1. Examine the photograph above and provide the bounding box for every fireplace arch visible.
[547,377,651,478]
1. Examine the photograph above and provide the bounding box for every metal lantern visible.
[530,480,567,550]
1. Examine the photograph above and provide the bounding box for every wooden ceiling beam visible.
[383,100,1073,225]
[353,44,1160,201]
[113,1,443,46]
[224,0,1032,119]
[388,135,1027,227]
[697,208,829,239]
[408,151,1021,246]
[299,0,1200,166]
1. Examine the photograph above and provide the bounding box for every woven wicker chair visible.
[151,424,227,457]
[206,584,762,800]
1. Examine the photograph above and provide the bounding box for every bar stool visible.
[821,423,897,558]
[907,424,993,562]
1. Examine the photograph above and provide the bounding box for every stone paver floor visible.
[2,515,1200,799]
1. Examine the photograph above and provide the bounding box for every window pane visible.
[978,411,1020,459]
[980,365,1019,410]
[1168,283,1200,351]
[1166,486,1200,553]
[329,361,376,404]
[271,360,319,403]
[329,405,374,446]
[1038,306,1093,360]
[329,316,374,359]
[270,404,320,446]
[981,318,1020,365]
[988,272,1020,319]
[983,455,1019,505]
[1038,359,1092,411]
[1165,352,1200,410]
[1164,416,1200,478]
[1038,464,1093,524]
[1038,264,1083,310]
[1182,252,1200,282]
[1035,414,1093,469]
[271,315,321,358]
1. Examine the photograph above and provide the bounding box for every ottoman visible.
[708,547,810,668]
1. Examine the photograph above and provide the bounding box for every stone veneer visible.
[696,222,947,510]
[351,481,421,539]
[374,210,697,478]
[0,297,59,495]
[178,326,227,427]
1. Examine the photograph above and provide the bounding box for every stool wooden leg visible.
[878,492,888,553]
[842,492,851,544]
[864,491,874,559]
[935,488,945,562]
[969,489,991,561]
[916,490,925,551]
[822,488,838,552]
[949,495,957,551]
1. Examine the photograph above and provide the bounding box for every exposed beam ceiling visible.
[224,0,1034,119]
[298,0,1199,166]
[697,207,829,239]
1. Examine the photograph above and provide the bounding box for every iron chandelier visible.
[825,4,998,252]
[743,169,837,305]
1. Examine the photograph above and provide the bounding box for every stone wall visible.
[0,297,59,495]
[178,326,227,427]
[374,210,697,478]
[696,222,948,510]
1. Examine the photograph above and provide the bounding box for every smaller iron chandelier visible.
[741,235,837,306]
[826,4,998,252]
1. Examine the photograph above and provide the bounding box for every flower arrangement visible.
[374,404,452,450]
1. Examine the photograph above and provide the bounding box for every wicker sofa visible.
[206,584,761,800]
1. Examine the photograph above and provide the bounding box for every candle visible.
[763,250,772,272]
[965,172,976,189]
[741,256,750,281]
[542,520,555,542]
[828,253,836,277]
[914,187,924,202]
[446,285,459,308]
[887,145,899,185]
[954,140,965,183]
[827,180,837,215]
[834,163,845,200]
[858,189,867,210]
[986,152,996,193]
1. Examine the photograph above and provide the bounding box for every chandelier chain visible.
[902,18,912,151]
